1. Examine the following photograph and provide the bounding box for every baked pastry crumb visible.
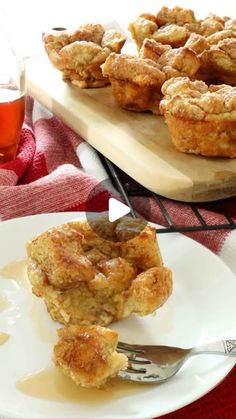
[26,216,172,326]
[160,76,236,157]
[53,325,128,388]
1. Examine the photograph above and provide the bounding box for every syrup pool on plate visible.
[0,259,29,289]
[16,366,146,404]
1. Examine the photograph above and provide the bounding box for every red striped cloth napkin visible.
[0,97,235,419]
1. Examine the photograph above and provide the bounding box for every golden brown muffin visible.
[26,216,172,326]
[140,39,200,80]
[54,325,128,388]
[101,52,166,114]
[43,23,126,88]
[160,76,236,158]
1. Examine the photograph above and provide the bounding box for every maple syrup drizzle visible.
[0,259,30,290]
[16,366,145,403]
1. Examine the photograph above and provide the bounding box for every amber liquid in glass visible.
[0,88,25,163]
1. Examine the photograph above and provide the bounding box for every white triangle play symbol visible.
[108,198,130,222]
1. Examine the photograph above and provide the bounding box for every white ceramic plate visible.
[0,212,236,419]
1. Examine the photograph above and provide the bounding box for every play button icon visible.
[108,198,130,222]
[85,179,151,242]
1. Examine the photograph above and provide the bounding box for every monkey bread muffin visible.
[43,23,126,88]
[102,52,166,114]
[160,76,236,158]
[26,216,172,326]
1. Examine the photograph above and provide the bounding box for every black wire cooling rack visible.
[100,154,236,234]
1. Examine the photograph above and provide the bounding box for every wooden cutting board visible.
[25,56,236,202]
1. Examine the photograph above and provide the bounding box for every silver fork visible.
[117,339,236,383]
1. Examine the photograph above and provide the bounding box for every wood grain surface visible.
[26,56,236,202]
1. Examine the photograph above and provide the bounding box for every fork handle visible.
[192,340,236,356]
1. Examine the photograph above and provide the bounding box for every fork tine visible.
[127,357,151,365]
[117,341,144,354]
[126,366,147,374]
[117,347,151,364]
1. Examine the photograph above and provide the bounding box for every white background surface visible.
[0,0,236,56]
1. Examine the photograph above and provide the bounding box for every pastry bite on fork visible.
[54,325,128,388]
[26,216,173,326]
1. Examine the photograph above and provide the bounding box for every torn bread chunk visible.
[53,325,128,388]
